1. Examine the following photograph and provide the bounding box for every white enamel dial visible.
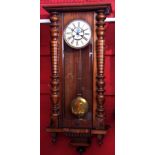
[64,20,91,49]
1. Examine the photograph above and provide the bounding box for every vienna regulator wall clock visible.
[43,3,112,154]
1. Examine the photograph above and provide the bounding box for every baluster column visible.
[96,10,106,130]
[50,12,60,127]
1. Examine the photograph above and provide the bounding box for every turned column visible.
[50,12,60,130]
[96,10,106,130]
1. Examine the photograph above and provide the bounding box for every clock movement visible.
[43,3,112,154]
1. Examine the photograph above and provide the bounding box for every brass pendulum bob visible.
[71,96,88,118]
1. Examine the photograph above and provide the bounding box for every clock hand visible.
[72,29,78,34]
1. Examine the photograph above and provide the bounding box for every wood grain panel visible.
[62,12,94,128]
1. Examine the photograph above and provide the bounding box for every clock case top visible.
[43,3,112,153]
[43,3,111,14]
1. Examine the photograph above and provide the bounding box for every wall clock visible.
[43,3,112,154]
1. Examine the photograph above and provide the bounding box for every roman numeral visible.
[67,36,73,41]
[83,36,88,41]
[66,32,72,35]
[78,22,80,27]
[84,33,90,35]
[71,38,75,44]
[72,23,76,28]
[76,40,79,46]
[81,40,84,45]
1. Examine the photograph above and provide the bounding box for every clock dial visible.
[64,20,91,49]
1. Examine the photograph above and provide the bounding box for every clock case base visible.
[43,3,112,154]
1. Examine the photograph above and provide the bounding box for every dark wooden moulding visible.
[43,4,112,154]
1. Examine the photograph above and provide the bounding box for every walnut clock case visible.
[43,4,112,154]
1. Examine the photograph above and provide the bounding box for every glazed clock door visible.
[62,12,94,128]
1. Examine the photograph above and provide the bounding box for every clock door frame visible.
[62,11,94,129]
